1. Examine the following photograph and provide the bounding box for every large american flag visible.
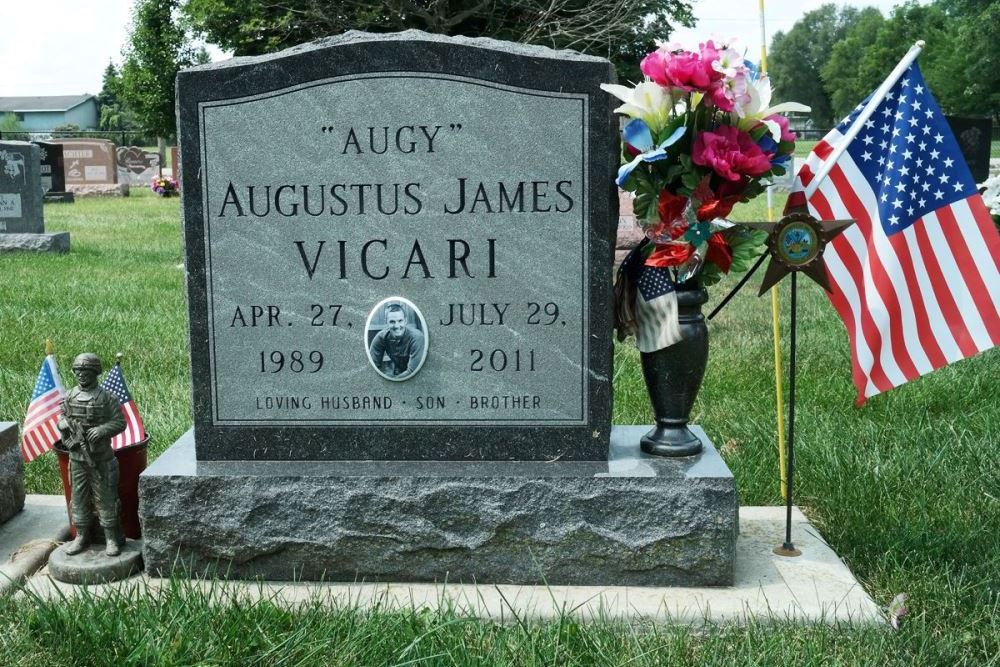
[21,355,65,462]
[101,362,146,450]
[787,62,1000,404]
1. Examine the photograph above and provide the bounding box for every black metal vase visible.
[640,283,709,457]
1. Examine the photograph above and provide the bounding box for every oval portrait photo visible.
[364,297,429,381]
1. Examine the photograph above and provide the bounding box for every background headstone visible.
[52,139,118,185]
[0,424,26,526]
[116,146,161,186]
[945,115,992,183]
[178,30,616,462]
[0,141,43,234]
[33,141,74,203]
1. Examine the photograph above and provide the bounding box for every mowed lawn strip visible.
[0,192,997,664]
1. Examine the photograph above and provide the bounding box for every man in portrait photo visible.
[368,303,425,379]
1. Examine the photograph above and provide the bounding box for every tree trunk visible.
[157,136,166,176]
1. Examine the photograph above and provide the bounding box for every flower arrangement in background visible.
[979,174,1000,230]
[603,38,809,289]
[151,176,179,197]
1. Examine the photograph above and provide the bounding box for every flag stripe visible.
[908,218,981,357]
[826,163,923,379]
[884,230,949,369]
[830,159,935,374]
[933,204,1000,345]
[815,189,898,392]
[920,210,993,350]
[967,196,1000,274]
[823,239,880,398]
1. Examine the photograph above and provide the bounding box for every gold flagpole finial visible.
[45,339,55,356]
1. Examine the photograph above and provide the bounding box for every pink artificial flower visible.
[640,48,717,92]
[766,114,797,142]
[693,126,773,181]
[699,40,750,112]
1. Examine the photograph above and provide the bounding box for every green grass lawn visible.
[0,191,997,664]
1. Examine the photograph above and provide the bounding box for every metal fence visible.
[0,129,166,147]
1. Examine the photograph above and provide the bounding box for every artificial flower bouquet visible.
[151,176,179,197]
[980,174,1000,230]
[603,38,809,348]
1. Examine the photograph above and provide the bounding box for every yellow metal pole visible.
[759,0,788,500]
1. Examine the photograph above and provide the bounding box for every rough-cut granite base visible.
[140,425,738,586]
[67,184,129,197]
[0,232,70,253]
[0,423,26,525]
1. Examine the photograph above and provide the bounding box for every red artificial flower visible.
[705,232,733,273]
[645,242,693,267]
[657,189,690,239]
[697,192,742,221]
[691,175,744,221]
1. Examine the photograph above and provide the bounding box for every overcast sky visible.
[1,0,919,97]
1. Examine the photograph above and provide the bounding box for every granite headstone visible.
[34,141,74,203]
[116,146,161,185]
[177,31,616,462]
[140,31,737,586]
[0,141,71,251]
[0,141,43,233]
[945,115,992,183]
[52,139,127,197]
[0,423,25,525]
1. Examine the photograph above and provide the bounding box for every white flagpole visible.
[804,40,925,198]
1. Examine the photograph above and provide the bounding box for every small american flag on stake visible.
[21,350,65,462]
[787,49,1000,405]
[101,358,146,450]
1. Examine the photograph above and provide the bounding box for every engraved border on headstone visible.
[364,296,429,381]
[199,73,589,427]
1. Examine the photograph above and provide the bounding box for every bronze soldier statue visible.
[57,353,126,556]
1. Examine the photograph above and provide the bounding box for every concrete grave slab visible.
[23,506,882,626]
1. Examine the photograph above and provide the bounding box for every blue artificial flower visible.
[756,132,790,167]
[616,119,686,188]
[744,59,761,81]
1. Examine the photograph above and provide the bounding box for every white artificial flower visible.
[600,81,675,133]
[738,76,811,140]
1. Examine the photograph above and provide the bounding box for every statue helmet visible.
[72,353,102,374]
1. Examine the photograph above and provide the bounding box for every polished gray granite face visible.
[140,426,738,585]
[178,30,618,461]
[0,142,43,234]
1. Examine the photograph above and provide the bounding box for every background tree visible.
[182,0,695,82]
[768,4,865,127]
[120,0,208,154]
[97,62,137,133]
[0,113,29,141]
[821,8,884,121]
[774,0,997,127]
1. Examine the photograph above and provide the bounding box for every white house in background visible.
[0,95,99,132]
